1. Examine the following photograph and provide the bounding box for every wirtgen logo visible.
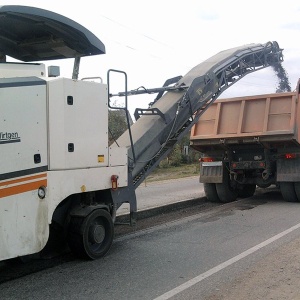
[0,132,21,144]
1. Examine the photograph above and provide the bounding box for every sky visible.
[2,0,300,117]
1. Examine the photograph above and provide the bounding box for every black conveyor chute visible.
[112,42,283,188]
[0,5,105,62]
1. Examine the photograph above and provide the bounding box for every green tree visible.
[108,109,129,145]
[162,130,201,167]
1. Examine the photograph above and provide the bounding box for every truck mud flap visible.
[200,161,223,183]
[277,158,300,182]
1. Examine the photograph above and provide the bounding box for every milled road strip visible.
[153,221,300,300]
[114,199,235,242]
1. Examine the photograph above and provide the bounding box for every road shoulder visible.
[205,237,300,300]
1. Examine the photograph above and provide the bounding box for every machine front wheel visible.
[67,209,114,260]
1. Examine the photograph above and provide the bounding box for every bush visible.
[159,159,170,169]
[169,145,181,166]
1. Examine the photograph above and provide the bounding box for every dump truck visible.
[0,5,283,261]
[190,81,300,203]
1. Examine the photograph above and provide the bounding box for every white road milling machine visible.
[0,5,283,261]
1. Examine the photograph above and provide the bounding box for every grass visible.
[145,163,200,183]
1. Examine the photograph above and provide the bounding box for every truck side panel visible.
[191,91,299,147]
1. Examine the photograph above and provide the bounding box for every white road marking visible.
[153,222,300,300]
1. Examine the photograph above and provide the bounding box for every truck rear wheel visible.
[257,183,271,189]
[292,183,300,202]
[280,182,298,202]
[216,169,238,203]
[204,183,220,202]
[67,209,114,260]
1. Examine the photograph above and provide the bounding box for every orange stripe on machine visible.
[0,174,47,198]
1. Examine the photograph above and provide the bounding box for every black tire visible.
[67,209,114,260]
[257,183,271,189]
[216,169,238,203]
[280,182,298,202]
[204,183,221,202]
[293,182,300,202]
[238,184,256,198]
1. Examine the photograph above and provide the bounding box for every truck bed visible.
[190,85,300,152]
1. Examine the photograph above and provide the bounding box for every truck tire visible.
[204,183,220,202]
[216,169,238,203]
[67,209,114,260]
[238,184,256,198]
[280,182,298,202]
[257,183,271,189]
[293,182,300,202]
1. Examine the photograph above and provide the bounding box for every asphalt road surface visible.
[117,175,203,215]
[2,183,300,300]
